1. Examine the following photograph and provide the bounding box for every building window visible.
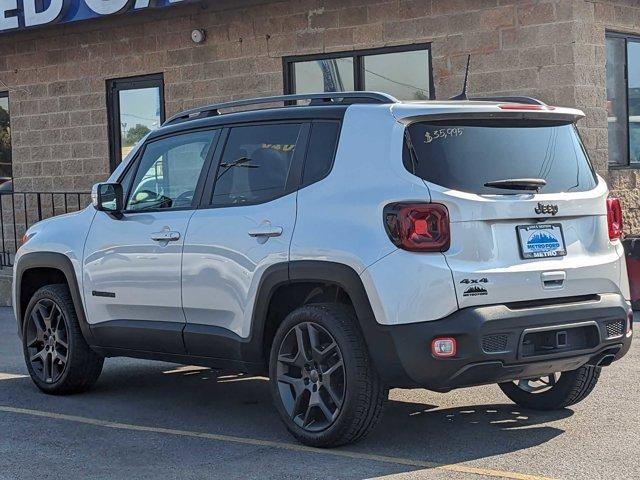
[283,44,434,101]
[107,74,165,170]
[606,33,640,167]
[0,92,11,191]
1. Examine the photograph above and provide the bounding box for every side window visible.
[211,124,302,207]
[126,130,216,211]
[302,121,341,186]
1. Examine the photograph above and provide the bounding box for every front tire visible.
[269,304,387,447]
[499,365,601,410]
[22,284,104,395]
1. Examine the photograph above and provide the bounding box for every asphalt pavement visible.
[1,307,638,480]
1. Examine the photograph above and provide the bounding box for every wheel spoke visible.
[322,359,343,380]
[278,374,305,396]
[30,348,45,363]
[43,353,52,382]
[308,324,324,361]
[316,395,336,423]
[294,325,312,364]
[38,304,52,330]
[50,306,62,331]
[53,349,67,366]
[26,336,40,348]
[30,310,46,338]
[56,337,69,349]
[322,383,342,407]
[301,402,314,428]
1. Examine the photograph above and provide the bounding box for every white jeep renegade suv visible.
[13,92,633,447]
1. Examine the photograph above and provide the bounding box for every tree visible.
[0,105,11,167]
[124,124,151,147]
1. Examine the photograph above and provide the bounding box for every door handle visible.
[248,226,283,238]
[150,230,181,242]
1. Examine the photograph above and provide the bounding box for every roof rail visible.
[163,91,399,126]
[469,96,546,106]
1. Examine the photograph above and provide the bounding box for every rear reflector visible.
[431,338,457,358]
[606,197,623,240]
[384,203,450,252]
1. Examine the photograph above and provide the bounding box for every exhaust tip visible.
[597,354,616,367]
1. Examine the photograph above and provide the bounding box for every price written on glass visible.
[424,128,464,143]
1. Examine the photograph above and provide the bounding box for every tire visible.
[269,303,387,447]
[498,365,601,410]
[22,284,104,395]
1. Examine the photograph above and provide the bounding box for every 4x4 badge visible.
[534,202,558,216]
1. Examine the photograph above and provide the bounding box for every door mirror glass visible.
[92,183,123,212]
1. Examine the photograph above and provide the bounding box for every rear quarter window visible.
[404,119,597,194]
[302,121,341,187]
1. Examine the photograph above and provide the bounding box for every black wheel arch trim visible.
[15,251,95,344]
[248,260,406,383]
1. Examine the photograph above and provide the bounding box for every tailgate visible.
[435,184,626,308]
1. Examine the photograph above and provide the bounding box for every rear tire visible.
[269,303,387,447]
[22,284,104,395]
[499,365,601,410]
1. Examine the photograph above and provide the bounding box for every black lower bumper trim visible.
[374,293,632,391]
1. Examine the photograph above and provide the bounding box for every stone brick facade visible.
[0,0,638,228]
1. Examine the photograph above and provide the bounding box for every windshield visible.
[404,120,597,195]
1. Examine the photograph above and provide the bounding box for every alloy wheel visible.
[515,373,561,394]
[25,299,69,384]
[276,322,345,432]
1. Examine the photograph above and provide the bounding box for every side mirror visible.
[91,183,124,215]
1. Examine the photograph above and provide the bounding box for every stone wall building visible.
[0,0,639,230]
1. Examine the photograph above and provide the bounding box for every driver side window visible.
[126,130,216,211]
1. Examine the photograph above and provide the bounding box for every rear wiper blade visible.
[483,178,546,191]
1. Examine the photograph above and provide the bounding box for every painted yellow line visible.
[0,405,555,480]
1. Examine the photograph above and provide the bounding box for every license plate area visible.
[516,223,566,259]
[519,322,600,359]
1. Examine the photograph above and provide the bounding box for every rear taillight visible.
[607,197,623,240]
[384,203,450,252]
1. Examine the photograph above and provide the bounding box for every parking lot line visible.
[0,373,28,381]
[0,404,555,480]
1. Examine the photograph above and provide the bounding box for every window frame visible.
[0,91,11,182]
[282,43,435,100]
[199,121,312,209]
[605,31,640,169]
[106,73,166,172]
[119,127,220,215]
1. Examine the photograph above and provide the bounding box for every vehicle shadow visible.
[34,360,568,476]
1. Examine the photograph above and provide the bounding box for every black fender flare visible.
[249,260,406,383]
[15,251,94,344]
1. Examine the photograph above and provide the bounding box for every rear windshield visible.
[404,120,597,194]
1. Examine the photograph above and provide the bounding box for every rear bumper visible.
[374,293,632,391]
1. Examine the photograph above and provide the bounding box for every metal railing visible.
[0,191,91,267]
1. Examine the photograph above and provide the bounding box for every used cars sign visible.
[0,0,190,32]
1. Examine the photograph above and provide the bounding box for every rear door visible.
[404,117,626,308]
[181,122,308,354]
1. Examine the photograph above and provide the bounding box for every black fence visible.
[0,191,91,267]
